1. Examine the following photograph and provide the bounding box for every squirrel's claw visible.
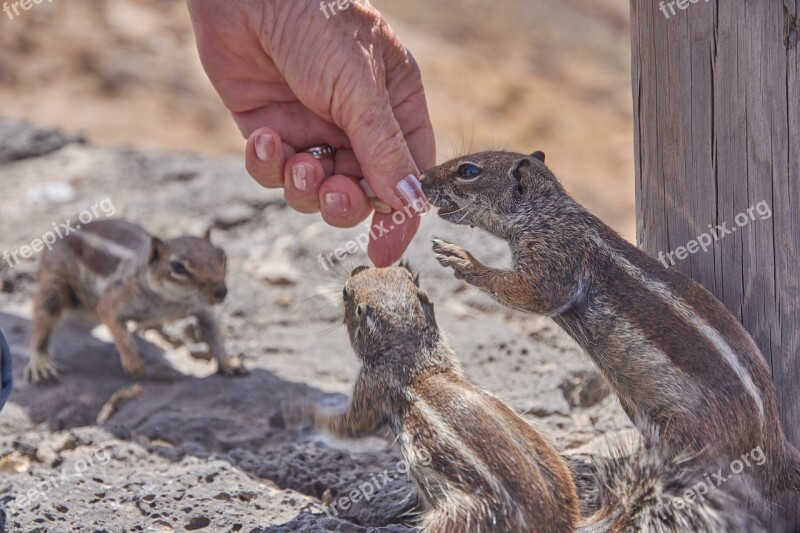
[24,356,60,385]
[432,239,477,280]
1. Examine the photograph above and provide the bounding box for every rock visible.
[212,203,256,230]
[0,118,82,164]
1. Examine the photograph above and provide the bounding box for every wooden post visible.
[630,0,799,529]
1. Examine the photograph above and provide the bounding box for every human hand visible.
[186,0,435,266]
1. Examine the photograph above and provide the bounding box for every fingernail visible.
[324,192,350,216]
[255,133,274,161]
[370,199,393,214]
[359,180,392,214]
[395,174,429,213]
[292,162,313,191]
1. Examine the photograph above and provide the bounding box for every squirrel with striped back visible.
[25,219,246,383]
[309,265,765,532]
[420,150,800,503]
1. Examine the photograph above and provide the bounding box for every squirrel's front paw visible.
[24,355,60,384]
[432,239,481,283]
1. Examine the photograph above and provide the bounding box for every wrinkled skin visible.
[186,0,435,265]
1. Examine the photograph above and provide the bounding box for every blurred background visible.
[0,0,635,238]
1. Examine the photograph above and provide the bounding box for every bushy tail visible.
[567,430,767,533]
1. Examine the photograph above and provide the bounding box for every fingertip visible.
[283,153,326,214]
[367,210,421,267]
[245,127,293,188]
[319,175,371,228]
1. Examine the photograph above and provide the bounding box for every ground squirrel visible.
[308,266,763,531]
[315,265,580,532]
[420,150,800,499]
[25,219,245,383]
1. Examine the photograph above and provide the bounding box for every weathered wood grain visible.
[630,0,799,528]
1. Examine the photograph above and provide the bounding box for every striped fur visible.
[319,266,580,532]
[569,426,767,532]
[26,219,242,383]
[421,151,800,499]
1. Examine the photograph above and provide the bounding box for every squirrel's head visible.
[147,233,228,307]
[420,151,564,238]
[342,265,442,367]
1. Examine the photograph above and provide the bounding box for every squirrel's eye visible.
[457,163,482,180]
[170,261,189,276]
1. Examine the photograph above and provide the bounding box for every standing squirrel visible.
[25,219,245,383]
[309,265,764,532]
[420,150,800,500]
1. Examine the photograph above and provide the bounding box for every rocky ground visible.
[0,119,633,531]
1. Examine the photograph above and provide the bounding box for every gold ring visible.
[303,145,337,159]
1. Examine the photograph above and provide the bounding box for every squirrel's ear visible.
[530,151,546,163]
[203,227,213,242]
[149,237,165,265]
[512,157,533,198]
[399,260,420,286]
[419,290,437,325]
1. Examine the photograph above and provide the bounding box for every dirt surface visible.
[0,119,632,530]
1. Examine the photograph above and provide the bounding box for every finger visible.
[388,53,436,172]
[367,210,421,267]
[284,154,327,214]
[405,122,436,174]
[338,82,427,215]
[233,103,349,147]
[318,175,372,228]
[331,149,363,178]
[245,127,294,188]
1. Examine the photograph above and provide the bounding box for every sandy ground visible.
[0,0,638,530]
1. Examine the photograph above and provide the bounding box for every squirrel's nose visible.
[212,284,228,301]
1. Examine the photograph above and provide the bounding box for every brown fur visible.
[26,219,245,383]
[421,151,800,499]
[569,425,767,532]
[316,265,580,532]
